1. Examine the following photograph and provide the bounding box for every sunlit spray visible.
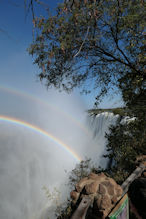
[0,89,118,218]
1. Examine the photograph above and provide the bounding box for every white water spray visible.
[0,89,119,219]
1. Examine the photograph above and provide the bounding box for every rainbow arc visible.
[0,115,82,162]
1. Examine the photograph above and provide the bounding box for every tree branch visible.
[73,27,90,58]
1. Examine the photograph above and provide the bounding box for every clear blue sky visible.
[0,0,123,109]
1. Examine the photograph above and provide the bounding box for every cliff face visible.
[88,107,128,117]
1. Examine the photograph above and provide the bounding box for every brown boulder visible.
[70,191,80,204]
[70,172,123,218]
[115,185,123,197]
[98,184,106,195]
[89,172,106,180]
[107,183,115,196]
[111,195,118,204]
[100,195,111,210]
[85,181,99,194]
[76,177,94,193]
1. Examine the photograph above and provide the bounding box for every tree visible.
[28,0,145,105]
[28,1,145,216]
[104,116,146,184]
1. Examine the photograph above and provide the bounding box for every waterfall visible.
[86,112,119,168]
[88,112,119,138]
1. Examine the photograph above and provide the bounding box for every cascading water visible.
[0,88,119,219]
[86,112,119,168]
[88,112,119,138]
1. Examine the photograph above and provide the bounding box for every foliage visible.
[42,186,61,207]
[55,199,72,219]
[68,158,100,188]
[28,0,145,105]
[104,117,145,183]
[104,55,146,184]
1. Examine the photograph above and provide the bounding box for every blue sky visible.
[0,0,123,109]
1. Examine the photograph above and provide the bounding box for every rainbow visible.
[0,85,91,136]
[0,115,82,162]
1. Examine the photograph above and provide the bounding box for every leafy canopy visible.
[28,0,145,104]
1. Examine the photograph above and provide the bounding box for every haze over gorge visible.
[0,87,118,219]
